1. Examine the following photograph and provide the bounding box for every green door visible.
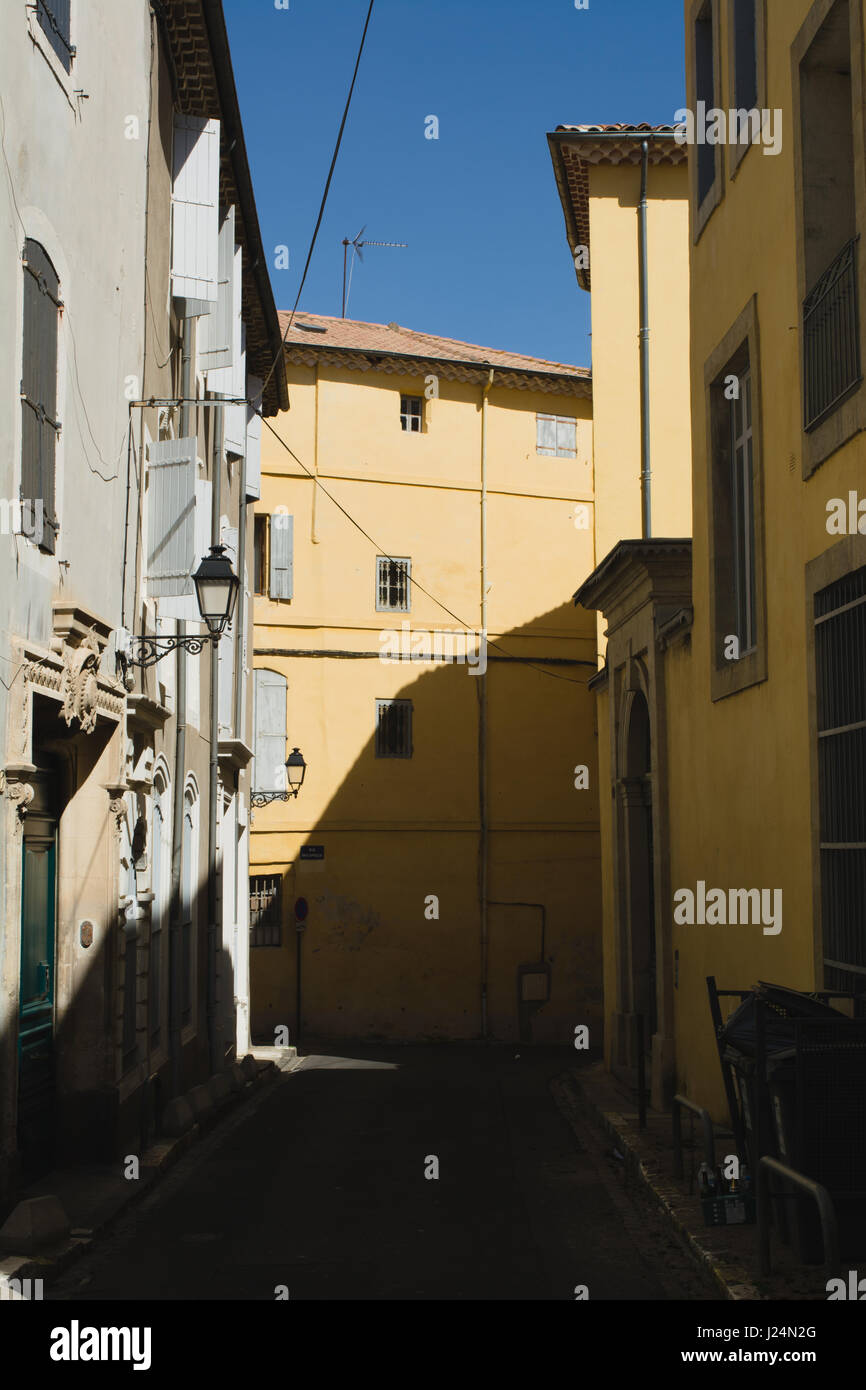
[18,835,56,1177]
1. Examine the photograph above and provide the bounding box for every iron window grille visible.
[536,413,577,457]
[815,566,866,998]
[36,0,74,72]
[803,236,862,431]
[376,699,413,758]
[376,556,411,612]
[730,365,757,655]
[400,395,423,432]
[250,876,282,947]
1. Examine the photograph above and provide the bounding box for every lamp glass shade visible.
[285,747,306,789]
[193,545,240,635]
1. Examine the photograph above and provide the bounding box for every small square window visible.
[376,556,411,612]
[376,699,413,758]
[400,396,423,432]
[536,413,577,458]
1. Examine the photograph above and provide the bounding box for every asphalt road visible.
[51,1045,717,1301]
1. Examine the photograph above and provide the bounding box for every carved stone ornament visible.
[106,784,128,837]
[4,765,37,830]
[61,629,101,734]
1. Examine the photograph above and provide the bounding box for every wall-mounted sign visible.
[299,845,324,861]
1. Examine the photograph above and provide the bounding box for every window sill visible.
[710,645,768,701]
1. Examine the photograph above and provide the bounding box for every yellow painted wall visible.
[251,359,601,1044]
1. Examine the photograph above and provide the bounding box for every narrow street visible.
[50,1046,716,1302]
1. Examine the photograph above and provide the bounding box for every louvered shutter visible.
[171,115,220,303]
[199,207,235,372]
[222,312,247,455]
[146,438,197,597]
[21,240,60,552]
[158,475,213,622]
[269,513,293,600]
[218,524,238,734]
[37,0,73,72]
[245,375,263,500]
[253,670,287,792]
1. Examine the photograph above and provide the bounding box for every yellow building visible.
[576,0,866,1117]
[549,125,693,1104]
[249,314,601,1044]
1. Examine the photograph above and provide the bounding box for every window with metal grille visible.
[536,413,577,458]
[250,876,282,947]
[400,395,423,432]
[815,566,866,996]
[376,556,411,612]
[21,240,61,554]
[36,0,73,72]
[376,699,413,758]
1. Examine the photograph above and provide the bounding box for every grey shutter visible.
[269,513,293,600]
[536,414,556,453]
[171,115,220,303]
[21,240,60,552]
[218,524,238,734]
[146,438,197,597]
[245,374,263,500]
[38,0,73,71]
[556,417,576,455]
[222,312,246,454]
[199,206,235,372]
[253,669,287,792]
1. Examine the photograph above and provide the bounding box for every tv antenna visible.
[341,226,408,318]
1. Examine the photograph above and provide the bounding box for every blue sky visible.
[224,0,686,371]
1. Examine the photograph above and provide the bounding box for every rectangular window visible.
[400,395,423,432]
[730,366,757,655]
[695,1,716,206]
[21,240,61,554]
[376,699,413,758]
[376,556,411,612]
[815,566,866,996]
[536,413,577,458]
[37,0,73,72]
[250,876,282,947]
[732,0,758,110]
[254,515,268,595]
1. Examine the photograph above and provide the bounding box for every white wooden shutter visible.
[146,438,197,597]
[200,207,236,372]
[171,114,220,303]
[253,669,287,792]
[156,478,212,620]
[269,513,293,600]
[245,374,263,500]
[223,314,247,455]
[218,523,238,735]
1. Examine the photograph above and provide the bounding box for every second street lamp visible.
[252,748,307,807]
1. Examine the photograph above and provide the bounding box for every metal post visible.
[636,1013,647,1129]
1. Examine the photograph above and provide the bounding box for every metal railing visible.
[672,1094,716,1180]
[757,1156,838,1276]
[803,235,861,430]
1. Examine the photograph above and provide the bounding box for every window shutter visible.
[253,670,287,792]
[557,417,577,455]
[269,513,293,600]
[21,240,60,552]
[219,518,239,733]
[171,115,220,303]
[199,206,235,373]
[37,0,73,72]
[222,312,247,455]
[145,438,197,597]
[536,414,556,452]
[245,374,263,500]
[158,475,212,623]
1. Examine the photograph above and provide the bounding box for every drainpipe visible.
[479,368,494,1038]
[638,140,652,539]
[207,402,224,1074]
[233,418,249,1057]
[168,319,193,1096]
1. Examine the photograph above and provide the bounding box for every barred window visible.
[376,699,413,758]
[536,413,577,458]
[400,395,423,432]
[376,556,411,612]
[250,876,282,947]
[37,0,74,72]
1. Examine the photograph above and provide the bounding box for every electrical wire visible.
[255,410,596,686]
[260,0,376,399]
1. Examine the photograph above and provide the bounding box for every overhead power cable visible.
[255,410,596,687]
[260,0,376,399]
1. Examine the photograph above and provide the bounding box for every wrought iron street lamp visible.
[251,748,306,807]
[118,545,240,676]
